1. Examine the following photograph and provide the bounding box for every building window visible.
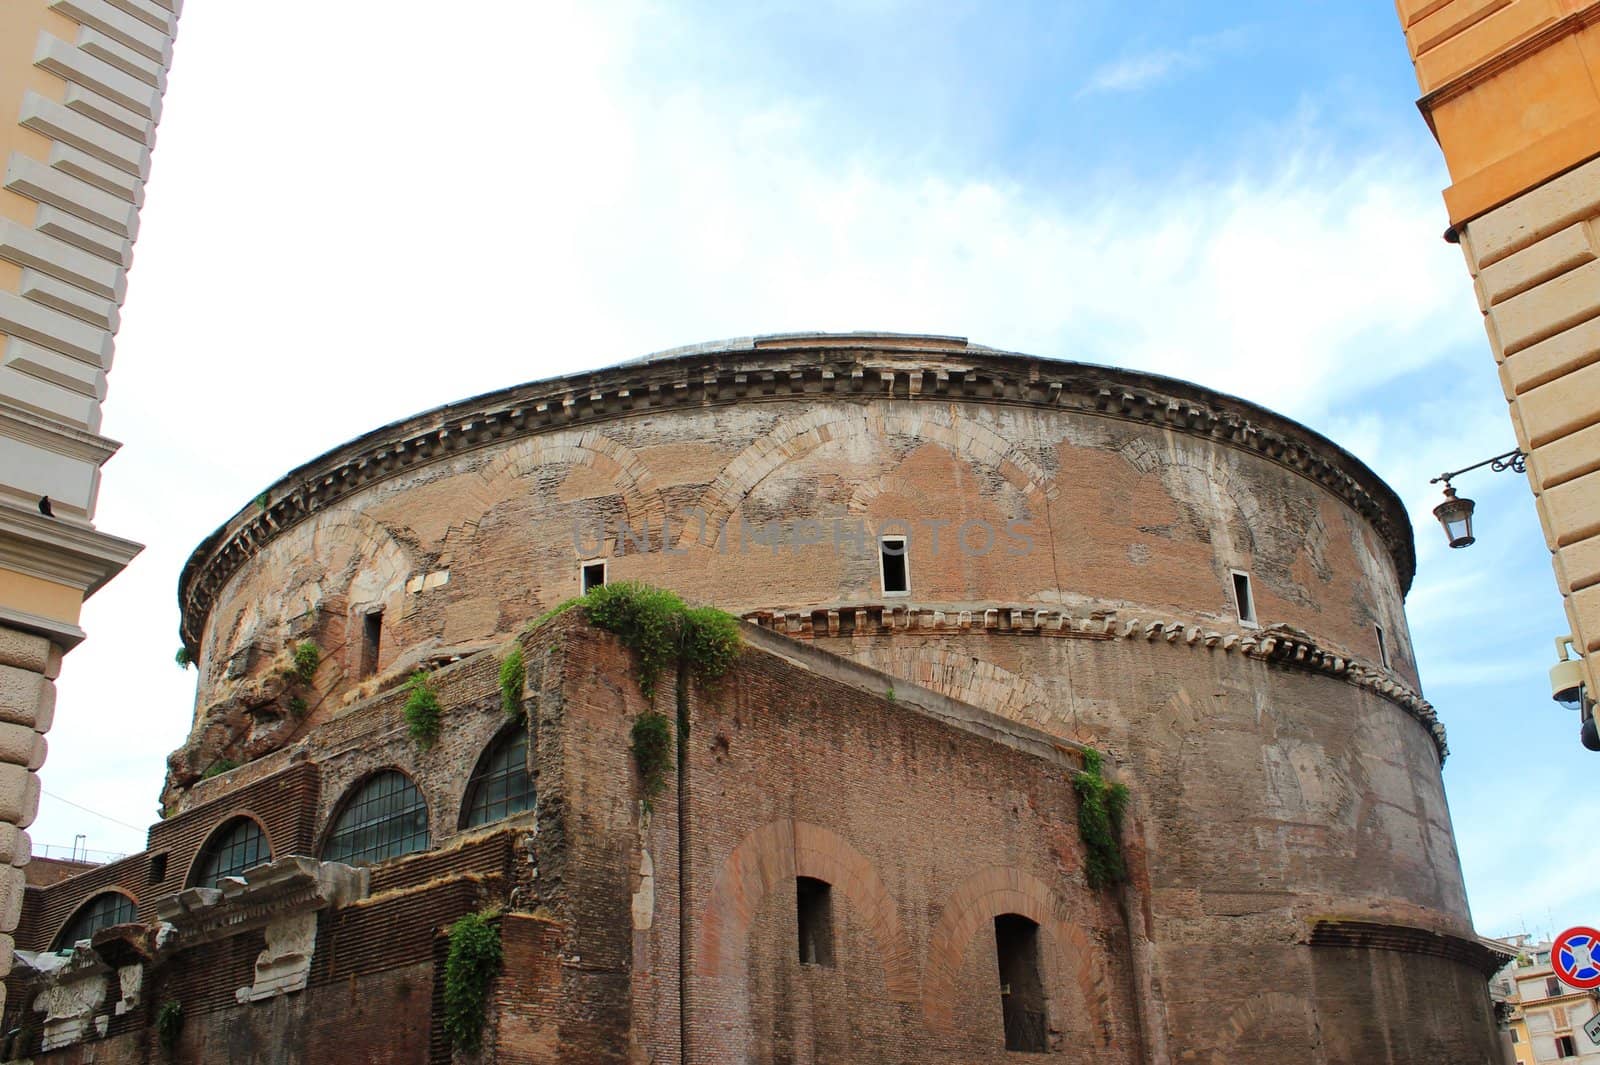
[360,608,383,678]
[1547,976,1562,997]
[53,892,137,950]
[1510,1029,1519,1043]
[190,817,269,887]
[1375,625,1388,668]
[879,536,909,596]
[995,914,1048,1053]
[796,877,834,968]
[463,727,535,828]
[582,560,606,594]
[1231,571,1256,626]
[1557,1035,1577,1057]
[323,770,430,866]
[148,852,167,884]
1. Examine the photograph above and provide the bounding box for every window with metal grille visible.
[323,770,430,865]
[191,817,270,887]
[54,891,136,949]
[463,727,535,828]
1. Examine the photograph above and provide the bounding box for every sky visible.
[32,1,1594,941]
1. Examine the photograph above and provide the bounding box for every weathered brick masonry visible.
[5,334,1506,1062]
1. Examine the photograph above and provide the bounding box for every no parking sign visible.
[1553,926,1600,991]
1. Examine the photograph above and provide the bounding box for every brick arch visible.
[1116,440,1264,557]
[49,888,139,951]
[1203,991,1317,1063]
[183,810,276,889]
[475,429,663,521]
[688,405,1056,546]
[922,867,1110,1036]
[697,819,916,1003]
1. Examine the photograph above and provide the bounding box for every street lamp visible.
[1428,449,1524,549]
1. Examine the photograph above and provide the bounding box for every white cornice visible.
[0,502,141,596]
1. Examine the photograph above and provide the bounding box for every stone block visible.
[0,824,33,867]
[0,865,26,932]
[0,628,51,674]
[1572,583,1600,654]
[1542,468,1600,547]
[0,664,54,731]
[1466,155,1600,268]
[1501,313,1600,396]
[1530,421,1600,490]
[1476,222,1595,306]
[0,765,42,829]
[0,723,45,769]
[1491,258,1600,357]
[1518,356,1600,447]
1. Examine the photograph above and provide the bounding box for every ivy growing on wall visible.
[1072,748,1130,890]
[443,910,503,1053]
[580,581,741,699]
[630,710,673,800]
[403,670,441,747]
[499,646,526,719]
[156,999,183,1055]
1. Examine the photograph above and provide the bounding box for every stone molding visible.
[0,500,142,600]
[742,601,1449,760]
[1307,918,1514,976]
[177,336,1417,655]
[154,855,368,947]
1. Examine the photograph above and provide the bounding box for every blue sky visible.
[35,2,1591,940]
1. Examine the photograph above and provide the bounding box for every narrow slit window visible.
[1375,625,1389,668]
[796,876,835,968]
[879,536,909,596]
[995,914,1048,1052]
[148,852,167,884]
[360,609,383,679]
[1231,571,1256,626]
[581,560,607,594]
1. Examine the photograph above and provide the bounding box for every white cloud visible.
[1078,29,1251,96]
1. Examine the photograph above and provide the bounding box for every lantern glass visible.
[1433,487,1475,549]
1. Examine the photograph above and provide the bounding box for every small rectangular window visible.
[1231,571,1256,626]
[1557,1034,1577,1057]
[995,914,1047,1052]
[1546,976,1562,997]
[879,536,909,596]
[1375,625,1389,668]
[1510,1029,1519,1043]
[796,877,834,967]
[360,609,383,679]
[581,560,606,594]
[148,852,168,884]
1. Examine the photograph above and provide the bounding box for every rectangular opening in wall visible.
[581,560,606,594]
[995,914,1047,1052]
[1557,1035,1577,1058]
[1231,571,1256,626]
[1375,625,1389,668]
[148,852,167,884]
[879,536,909,596]
[796,876,835,968]
[360,608,383,679]
[1546,976,1562,997]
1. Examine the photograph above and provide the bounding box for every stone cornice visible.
[1308,919,1513,976]
[0,502,142,597]
[742,600,1448,761]
[177,335,1417,654]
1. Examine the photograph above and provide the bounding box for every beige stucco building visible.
[0,0,180,1013]
[1394,0,1600,733]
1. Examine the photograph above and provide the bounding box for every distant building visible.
[1491,937,1600,1063]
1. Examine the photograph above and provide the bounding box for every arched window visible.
[54,891,136,949]
[462,727,534,829]
[190,816,270,887]
[323,770,429,865]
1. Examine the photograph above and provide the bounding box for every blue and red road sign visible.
[1553,926,1600,991]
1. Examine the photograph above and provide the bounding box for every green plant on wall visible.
[443,910,502,1053]
[156,999,183,1054]
[291,641,320,684]
[630,710,673,800]
[499,646,526,718]
[202,758,238,780]
[174,646,191,670]
[403,670,441,747]
[580,581,741,698]
[1072,748,1130,890]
